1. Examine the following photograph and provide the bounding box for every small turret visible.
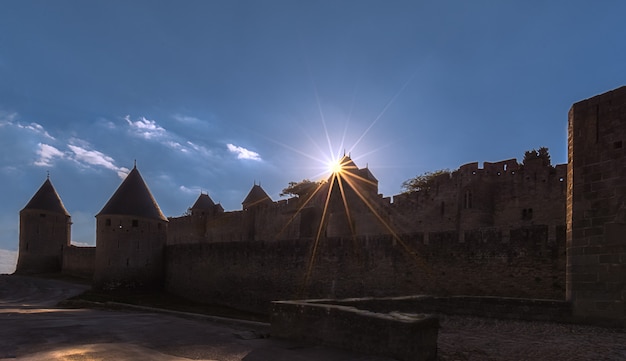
[242,184,272,210]
[190,193,222,216]
[16,177,71,274]
[93,166,168,290]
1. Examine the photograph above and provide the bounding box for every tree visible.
[280,179,324,198]
[523,147,551,166]
[401,169,451,194]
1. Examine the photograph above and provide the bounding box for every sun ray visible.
[274,180,327,239]
[299,172,336,297]
[338,171,432,275]
[350,70,419,153]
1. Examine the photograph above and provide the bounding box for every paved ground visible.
[0,275,391,361]
[1,274,625,360]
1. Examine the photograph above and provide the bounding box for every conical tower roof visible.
[338,154,358,172]
[242,184,272,209]
[97,166,167,221]
[22,177,70,216]
[191,193,215,210]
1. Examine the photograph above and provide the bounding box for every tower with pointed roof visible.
[93,165,168,289]
[241,183,272,240]
[16,177,71,274]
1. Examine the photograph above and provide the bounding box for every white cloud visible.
[173,114,201,123]
[0,112,54,139]
[187,141,212,157]
[34,143,65,167]
[125,115,166,139]
[0,111,18,126]
[165,140,188,153]
[0,249,17,274]
[16,122,55,140]
[227,143,262,161]
[179,185,199,194]
[67,142,129,179]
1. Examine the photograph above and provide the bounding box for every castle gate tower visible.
[567,86,626,326]
[16,177,71,274]
[93,166,168,290]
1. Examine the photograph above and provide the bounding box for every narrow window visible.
[440,201,445,216]
[132,219,138,227]
[105,218,111,226]
[464,190,473,209]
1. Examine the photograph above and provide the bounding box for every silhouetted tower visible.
[325,155,381,237]
[190,193,223,216]
[242,183,272,240]
[16,177,71,274]
[93,165,168,290]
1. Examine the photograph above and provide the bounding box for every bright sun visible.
[328,158,343,174]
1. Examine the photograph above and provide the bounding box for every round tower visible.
[16,177,71,274]
[93,165,168,290]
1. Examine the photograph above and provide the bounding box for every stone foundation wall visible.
[165,226,566,314]
[271,300,438,361]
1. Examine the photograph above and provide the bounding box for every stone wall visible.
[61,245,95,279]
[165,226,566,314]
[313,295,572,323]
[567,86,626,326]
[165,155,566,249]
[391,160,566,237]
[271,300,438,361]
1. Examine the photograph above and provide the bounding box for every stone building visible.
[93,165,168,290]
[16,176,71,274]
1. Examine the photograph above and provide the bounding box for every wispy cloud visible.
[0,111,18,126]
[187,141,212,157]
[125,115,166,139]
[68,143,129,179]
[165,140,188,153]
[179,185,200,194]
[17,122,55,140]
[173,114,201,123]
[0,112,55,140]
[227,143,262,161]
[34,143,65,167]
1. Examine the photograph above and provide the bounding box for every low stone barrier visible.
[317,295,573,323]
[271,300,438,361]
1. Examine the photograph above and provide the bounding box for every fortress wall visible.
[391,160,566,239]
[165,225,565,314]
[61,245,95,278]
[167,215,207,244]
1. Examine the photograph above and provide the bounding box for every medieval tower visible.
[16,176,71,274]
[567,86,626,325]
[93,165,168,289]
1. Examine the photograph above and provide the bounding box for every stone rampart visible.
[61,245,95,279]
[165,225,566,314]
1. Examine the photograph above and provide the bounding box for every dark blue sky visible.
[1,1,626,266]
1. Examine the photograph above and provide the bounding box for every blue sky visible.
[1,1,626,270]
